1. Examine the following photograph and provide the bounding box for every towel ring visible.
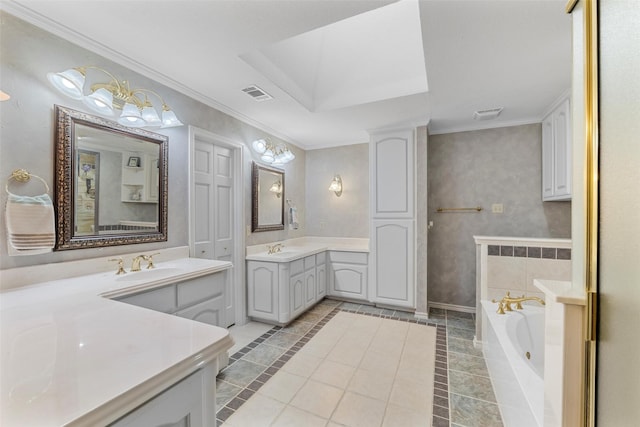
[5,169,50,195]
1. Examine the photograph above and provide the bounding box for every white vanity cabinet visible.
[247,253,326,324]
[116,271,226,328]
[328,251,368,301]
[542,94,572,201]
[109,363,216,427]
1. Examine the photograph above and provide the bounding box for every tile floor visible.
[218,301,504,427]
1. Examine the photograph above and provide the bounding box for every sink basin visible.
[116,267,183,282]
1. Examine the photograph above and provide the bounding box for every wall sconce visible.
[269,180,283,198]
[252,138,295,165]
[47,66,183,128]
[329,174,343,197]
[0,90,10,101]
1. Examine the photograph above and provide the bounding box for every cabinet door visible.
[371,220,415,308]
[304,268,316,308]
[553,98,571,198]
[370,129,415,219]
[109,368,209,427]
[316,263,327,301]
[541,114,555,199]
[247,262,279,322]
[290,272,305,319]
[174,294,225,327]
[329,263,368,300]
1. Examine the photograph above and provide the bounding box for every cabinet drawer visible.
[117,285,176,313]
[177,273,225,309]
[329,251,368,265]
[304,255,316,270]
[290,258,304,276]
[315,252,326,265]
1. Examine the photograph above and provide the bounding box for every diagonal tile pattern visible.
[217,301,503,427]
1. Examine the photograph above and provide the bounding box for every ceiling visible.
[3,0,571,150]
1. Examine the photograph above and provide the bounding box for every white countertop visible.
[0,257,234,426]
[473,235,572,246]
[534,279,587,305]
[246,236,369,263]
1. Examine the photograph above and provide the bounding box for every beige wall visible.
[597,0,640,423]
[304,144,369,237]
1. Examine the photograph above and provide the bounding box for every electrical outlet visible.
[492,204,504,214]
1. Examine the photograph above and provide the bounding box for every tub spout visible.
[492,291,545,314]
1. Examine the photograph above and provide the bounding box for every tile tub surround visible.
[474,236,571,343]
[217,302,503,427]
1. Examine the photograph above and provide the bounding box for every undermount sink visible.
[116,267,183,281]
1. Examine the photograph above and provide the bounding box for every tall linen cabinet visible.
[369,129,416,309]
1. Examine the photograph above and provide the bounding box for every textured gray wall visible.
[0,12,304,269]
[305,144,369,237]
[427,124,571,307]
[416,126,428,314]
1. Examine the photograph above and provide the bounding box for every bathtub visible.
[481,300,545,427]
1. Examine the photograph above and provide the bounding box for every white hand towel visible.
[289,206,299,230]
[5,193,55,256]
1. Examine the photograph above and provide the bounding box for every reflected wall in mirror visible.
[251,162,285,232]
[54,105,168,250]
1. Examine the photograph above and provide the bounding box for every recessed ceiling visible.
[2,0,571,150]
[241,0,427,113]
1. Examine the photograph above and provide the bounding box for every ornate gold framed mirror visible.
[54,105,168,250]
[251,161,285,232]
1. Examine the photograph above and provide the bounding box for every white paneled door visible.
[192,135,238,327]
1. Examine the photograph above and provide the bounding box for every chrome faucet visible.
[267,243,284,254]
[492,291,545,314]
[131,253,160,271]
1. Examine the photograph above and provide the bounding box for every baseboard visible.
[428,301,476,313]
[473,337,484,350]
[414,311,429,320]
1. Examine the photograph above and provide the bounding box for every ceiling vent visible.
[473,107,504,121]
[242,85,273,102]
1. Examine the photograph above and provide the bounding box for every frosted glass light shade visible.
[118,103,146,127]
[83,88,114,115]
[282,149,295,162]
[261,148,275,163]
[160,109,183,128]
[47,68,85,99]
[252,139,268,154]
[141,105,162,126]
